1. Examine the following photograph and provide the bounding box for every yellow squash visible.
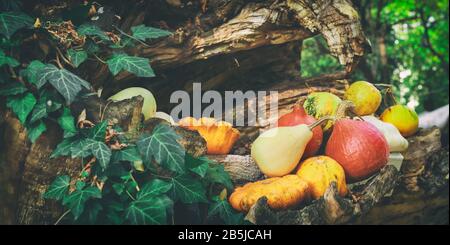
[296,156,347,199]
[229,175,310,212]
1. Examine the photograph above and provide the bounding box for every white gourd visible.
[361,116,409,152]
[108,87,157,120]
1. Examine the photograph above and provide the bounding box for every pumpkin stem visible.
[308,116,335,130]
[335,100,357,120]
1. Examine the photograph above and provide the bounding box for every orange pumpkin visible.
[229,175,310,212]
[296,156,347,200]
[178,117,240,155]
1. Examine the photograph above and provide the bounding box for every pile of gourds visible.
[230,81,419,212]
[107,84,420,213]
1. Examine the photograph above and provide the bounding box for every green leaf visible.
[21,60,46,85]
[70,138,92,158]
[0,49,19,67]
[89,121,107,141]
[0,12,33,38]
[43,175,70,201]
[137,124,185,174]
[208,196,243,225]
[125,195,171,225]
[29,102,47,123]
[87,139,111,170]
[77,24,109,41]
[114,146,142,162]
[37,64,91,104]
[67,49,88,68]
[58,107,77,138]
[137,179,172,200]
[51,137,77,158]
[186,155,210,178]
[6,92,36,124]
[170,174,207,204]
[131,24,172,41]
[0,82,27,96]
[106,53,155,78]
[206,163,233,191]
[27,121,46,143]
[63,186,102,220]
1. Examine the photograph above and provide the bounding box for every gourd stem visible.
[335,100,356,120]
[308,116,336,130]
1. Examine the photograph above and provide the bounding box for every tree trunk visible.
[1,0,447,225]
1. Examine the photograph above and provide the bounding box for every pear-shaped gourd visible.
[108,87,157,120]
[251,117,331,177]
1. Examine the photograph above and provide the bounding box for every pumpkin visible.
[229,175,310,212]
[178,117,240,155]
[296,156,347,199]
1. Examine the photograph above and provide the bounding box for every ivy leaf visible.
[186,155,210,178]
[70,138,92,158]
[137,179,172,200]
[206,163,233,191]
[20,60,46,85]
[78,24,109,41]
[0,12,33,38]
[43,175,70,201]
[27,121,46,143]
[0,82,27,96]
[131,24,172,41]
[37,64,91,104]
[29,102,47,124]
[67,49,88,68]
[6,92,36,124]
[87,139,111,170]
[208,196,243,225]
[170,174,207,204]
[58,107,77,138]
[89,121,107,141]
[0,49,19,67]
[51,137,77,158]
[63,186,102,220]
[125,195,172,225]
[114,146,142,162]
[106,53,155,78]
[137,124,185,174]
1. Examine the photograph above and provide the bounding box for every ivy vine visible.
[0,2,244,225]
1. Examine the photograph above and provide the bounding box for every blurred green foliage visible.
[301,0,449,113]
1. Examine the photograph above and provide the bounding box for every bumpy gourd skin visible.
[303,92,342,131]
[229,175,310,212]
[297,156,347,199]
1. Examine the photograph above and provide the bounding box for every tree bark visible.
[2,0,416,225]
